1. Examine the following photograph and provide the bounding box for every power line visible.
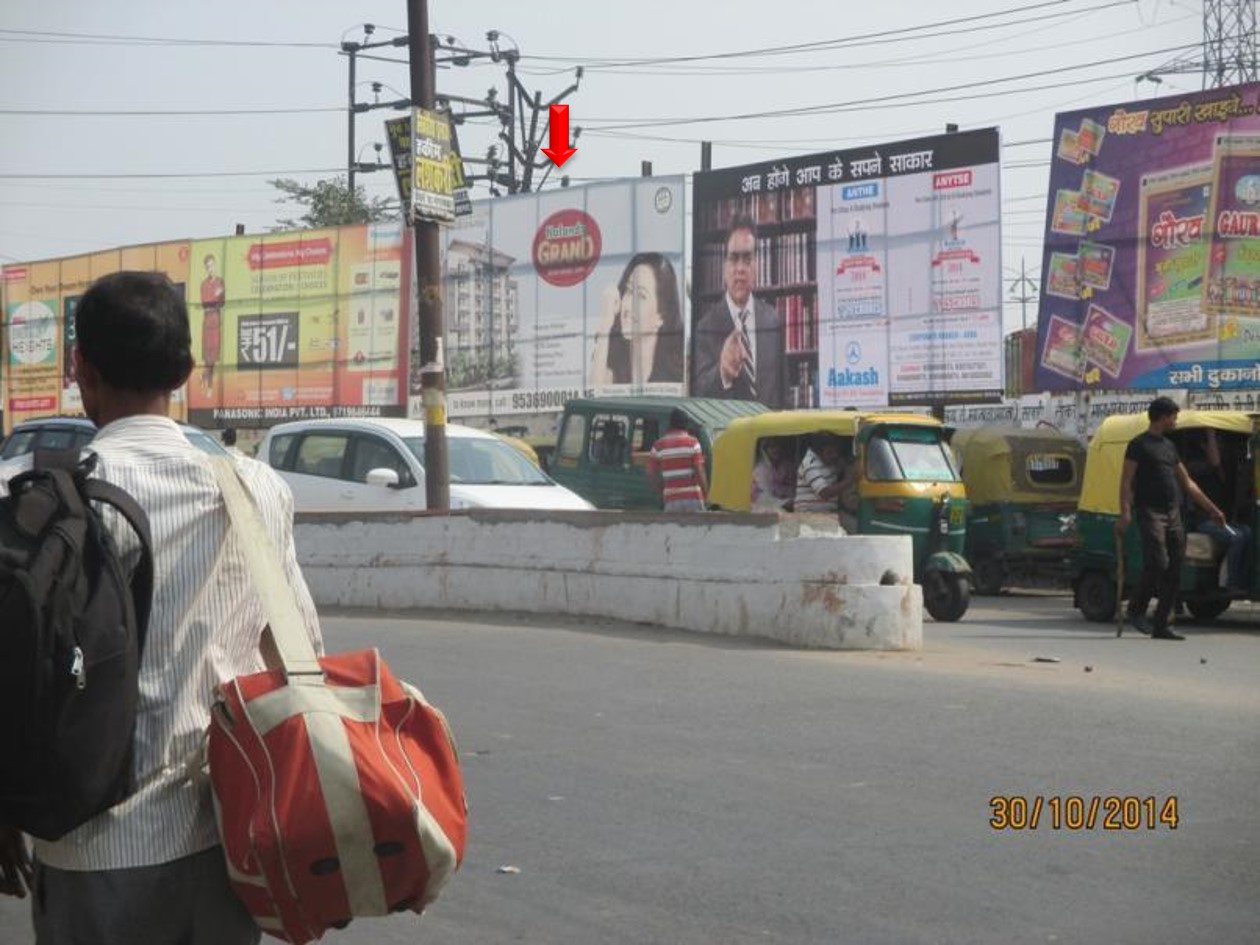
[0,27,334,48]
[0,106,341,117]
[0,168,343,180]
[521,0,1127,67]
[526,1,1154,75]
[580,38,1204,129]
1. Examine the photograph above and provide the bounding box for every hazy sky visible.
[0,0,1205,334]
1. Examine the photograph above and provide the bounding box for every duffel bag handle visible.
[209,457,323,682]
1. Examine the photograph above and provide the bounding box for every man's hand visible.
[0,826,33,899]
[1116,511,1132,536]
[719,329,748,387]
[1208,504,1227,527]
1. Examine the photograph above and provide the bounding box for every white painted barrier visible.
[294,510,923,651]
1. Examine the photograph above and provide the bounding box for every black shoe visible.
[1126,614,1154,635]
[1151,628,1185,641]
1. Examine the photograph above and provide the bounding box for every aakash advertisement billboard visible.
[1034,82,1260,392]
[691,128,1003,408]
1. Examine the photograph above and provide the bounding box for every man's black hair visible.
[669,408,690,430]
[75,271,194,393]
[726,215,757,245]
[221,428,238,447]
[1148,396,1180,422]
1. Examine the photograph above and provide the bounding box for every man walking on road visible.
[647,409,708,512]
[1119,397,1225,640]
[0,271,323,943]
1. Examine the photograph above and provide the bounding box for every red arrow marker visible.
[542,104,577,167]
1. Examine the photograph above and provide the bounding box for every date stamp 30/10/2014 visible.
[989,795,1180,831]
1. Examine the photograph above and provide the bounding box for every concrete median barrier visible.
[294,510,923,651]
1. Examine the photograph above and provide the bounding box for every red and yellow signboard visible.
[1,241,191,430]
[1,224,410,433]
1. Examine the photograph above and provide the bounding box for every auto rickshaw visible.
[709,410,973,622]
[951,426,1085,595]
[1073,410,1258,623]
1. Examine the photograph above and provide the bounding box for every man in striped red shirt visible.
[647,409,708,512]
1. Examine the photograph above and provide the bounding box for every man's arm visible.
[693,444,709,497]
[0,826,33,898]
[692,308,737,395]
[646,451,663,497]
[1118,458,1137,533]
[1177,462,1226,525]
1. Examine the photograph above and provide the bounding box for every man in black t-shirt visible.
[1119,397,1225,640]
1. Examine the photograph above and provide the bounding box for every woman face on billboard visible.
[590,253,683,387]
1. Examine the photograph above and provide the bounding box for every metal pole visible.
[408,0,449,509]
[347,44,358,192]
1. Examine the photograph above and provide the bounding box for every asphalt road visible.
[2,593,1257,944]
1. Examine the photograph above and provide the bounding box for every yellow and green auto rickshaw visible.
[951,426,1085,595]
[1073,410,1259,623]
[709,410,973,622]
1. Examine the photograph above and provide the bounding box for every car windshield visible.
[403,436,551,485]
[868,427,959,482]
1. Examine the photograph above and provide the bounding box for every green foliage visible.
[268,176,399,230]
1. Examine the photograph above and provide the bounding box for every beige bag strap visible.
[209,457,322,680]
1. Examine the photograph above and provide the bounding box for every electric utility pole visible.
[1137,0,1257,89]
[1008,257,1039,333]
[407,0,449,510]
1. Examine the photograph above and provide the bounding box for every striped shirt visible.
[1,415,323,870]
[647,428,706,507]
[794,448,839,514]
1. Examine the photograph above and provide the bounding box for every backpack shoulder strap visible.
[82,478,155,653]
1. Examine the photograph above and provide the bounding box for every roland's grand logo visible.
[532,209,602,287]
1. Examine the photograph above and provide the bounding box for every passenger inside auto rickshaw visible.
[1181,428,1252,591]
[793,432,860,531]
[750,436,797,512]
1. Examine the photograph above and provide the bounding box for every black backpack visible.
[0,449,153,841]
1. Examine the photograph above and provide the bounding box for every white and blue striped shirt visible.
[3,415,323,870]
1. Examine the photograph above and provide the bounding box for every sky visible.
[0,0,1208,336]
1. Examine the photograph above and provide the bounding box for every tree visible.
[268,176,399,230]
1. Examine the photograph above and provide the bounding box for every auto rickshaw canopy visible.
[708,409,950,511]
[1079,410,1257,516]
[951,426,1085,506]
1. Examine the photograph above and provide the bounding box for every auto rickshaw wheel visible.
[924,571,969,622]
[1185,598,1231,622]
[973,558,1005,596]
[1076,570,1116,623]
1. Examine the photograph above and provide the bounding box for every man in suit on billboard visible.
[693,216,783,408]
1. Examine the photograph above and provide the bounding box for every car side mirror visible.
[365,467,401,489]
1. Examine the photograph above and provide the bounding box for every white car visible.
[258,417,593,512]
[0,417,228,482]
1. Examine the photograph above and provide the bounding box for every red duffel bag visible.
[206,458,467,944]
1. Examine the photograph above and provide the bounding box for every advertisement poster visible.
[691,129,1002,408]
[186,223,409,427]
[1035,82,1260,391]
[1,242,191,432]
[412,107,455,223]
[434,176,687,419]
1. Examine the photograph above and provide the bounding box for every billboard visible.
[691,129,1003,408]
[1,242,192,431]
[434,176,687,419]
[187,223,410,427]
[1034,82,1260,391]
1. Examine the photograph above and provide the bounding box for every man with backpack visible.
[0,271,323,944]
